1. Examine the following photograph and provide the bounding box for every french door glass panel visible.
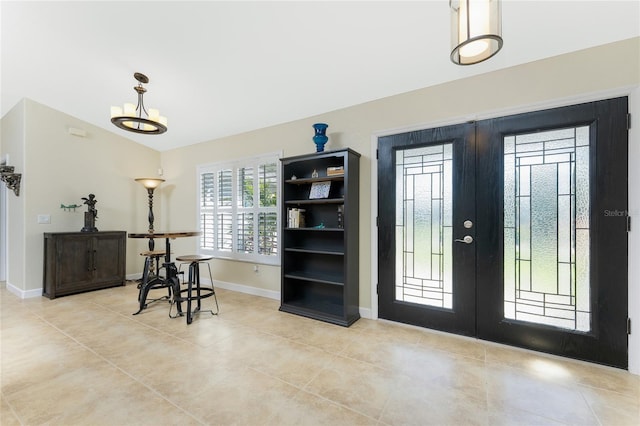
[503,126,591,331]
[395,144,453,309]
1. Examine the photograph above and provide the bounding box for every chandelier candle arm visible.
[111,72,167,135]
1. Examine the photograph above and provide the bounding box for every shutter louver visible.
[237,212,254,253]
[259,212,278,255]
[200,172,215,249]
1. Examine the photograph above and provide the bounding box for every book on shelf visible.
[327,166,344,176]
[287,208,306,228]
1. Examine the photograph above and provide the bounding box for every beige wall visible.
[1,99,162,294]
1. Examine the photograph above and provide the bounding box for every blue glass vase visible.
[312,123,329,152]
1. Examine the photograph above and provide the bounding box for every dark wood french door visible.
[378,123,477,336]
[378,97,629,368]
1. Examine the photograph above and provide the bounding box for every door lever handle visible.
[455,235,473,244]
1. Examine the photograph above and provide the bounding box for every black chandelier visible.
[111,72,167,135]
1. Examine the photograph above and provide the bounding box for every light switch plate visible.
[37,214,51,224]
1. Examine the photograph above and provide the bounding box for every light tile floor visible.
[1,282,638,425]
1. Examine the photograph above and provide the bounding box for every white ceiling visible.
[2,1,639,152]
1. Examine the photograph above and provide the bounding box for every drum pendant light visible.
[450,0,503,65]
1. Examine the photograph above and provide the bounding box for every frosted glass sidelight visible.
[414,174,432,280]
[504,126,590,331]
[396,144,453,309]
[530,164,558,294]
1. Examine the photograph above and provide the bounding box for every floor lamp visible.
[135,177,165,251]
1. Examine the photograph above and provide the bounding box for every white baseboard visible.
[5,281,42,299]
[358,307,373,320]
[209,278,280,300]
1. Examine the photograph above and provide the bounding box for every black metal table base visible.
[133,262,180,315]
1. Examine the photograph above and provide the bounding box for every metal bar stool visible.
[136,250,171,310]
[170,254,218,324]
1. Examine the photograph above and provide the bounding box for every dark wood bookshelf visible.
[280,148,360,326]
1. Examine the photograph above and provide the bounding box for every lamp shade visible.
[135,177,165,190]
[450,0,503,65]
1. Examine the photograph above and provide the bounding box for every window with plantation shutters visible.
[197,153,280,265]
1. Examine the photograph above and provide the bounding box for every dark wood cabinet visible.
[43,231,126,299]
[280,148,360,326]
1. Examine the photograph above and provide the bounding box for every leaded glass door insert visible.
[396,144,453,309]
[503,127,591,331]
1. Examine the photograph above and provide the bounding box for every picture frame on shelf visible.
[309,181,331,199]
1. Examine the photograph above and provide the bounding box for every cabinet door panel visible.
[57,237,93,288]
[93,235,124,282]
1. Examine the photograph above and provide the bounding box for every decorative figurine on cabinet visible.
[81,193,98,232]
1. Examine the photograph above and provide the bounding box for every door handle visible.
[455,235,473,244]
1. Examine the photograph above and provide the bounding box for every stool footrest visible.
[174,287,215,302]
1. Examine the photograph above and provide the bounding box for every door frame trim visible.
[370,85,640,373]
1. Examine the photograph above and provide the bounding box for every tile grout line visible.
[32,310,209,426]
[246,365,382,424]
[0,389,27,426]
[579,386,606,426]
